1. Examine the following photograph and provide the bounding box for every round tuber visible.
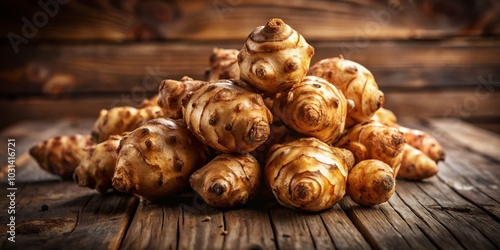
[347,159,396,206]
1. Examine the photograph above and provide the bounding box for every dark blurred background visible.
[0,0,499,133]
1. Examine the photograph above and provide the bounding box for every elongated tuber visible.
[309,56,384,127]
[274,75,349,144]
[265,137,353,212]
[335,120,405,175]
[112,118,209,202]
[183,79,273,154]
[91,104,164,143]
[398,144,438,180]
[347,159,396,206]
[190,153,261,208]
[29,134,95,179]
[157,76,208,119]
[238,18,314,95]
[372,108,445,162]
[205,48,240,81]
[73,135,122,193]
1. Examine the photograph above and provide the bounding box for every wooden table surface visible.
[0,117,499,250]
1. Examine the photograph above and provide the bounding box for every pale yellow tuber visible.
[274,75,350,144]
[189,153,261,208]
[91,104,164,143]
[309,56,384,127]
[29,134,95,179]
[265,137,354,212]
[112,118,209,202]
[183,79,273,154]
[205,48,240,81]
[335,120,405,175]
[238,18,314,95]
[157,76,208,119]
[398,144,439,180]
[73,135,122,193]
[347,159,396,206]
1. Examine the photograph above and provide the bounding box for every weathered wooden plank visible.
[0,181,138,250]
[1,0,497,42]
[1,40,498,95]
[0,118,95,183]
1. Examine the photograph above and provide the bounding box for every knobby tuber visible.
[335,120,405,175]
[91,103,164,143]
[205,48,240,81]
[29,134,95,179]
[398,144,439,180]
[73,135,122,193]
[238,18,314,95]
[112,118,209,202]
[347,159,396,206]
[265,137,353,212]
[190,153,261,208]
[183,79,273,153]
[157,76,208,119]
[274,75,350,144]
[309,56,384,127]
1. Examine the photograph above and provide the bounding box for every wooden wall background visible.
[1,0,499,133]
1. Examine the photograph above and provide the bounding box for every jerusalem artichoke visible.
[112,118,209,202]
[205,48,240,81]
[274,75,349,144]
[335,120,405,175]
[309,56,384,127]
[73,135,122,193]
[157,76,208,119]
[265,137,353,212]
[29,134,95,179]
[347,159,396,206]
[189,153,261,208]
[398,144,439,180]
[183,79,273,154]
[238,18,315,95]
[91,104,164,143]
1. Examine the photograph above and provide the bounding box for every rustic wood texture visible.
[0,118,499,249]
[1,0,498,42]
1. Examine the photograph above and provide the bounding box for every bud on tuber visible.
[274,76,348,144]
[112,118,209,202]
[309,56,384,127]
[73,135,122,193]
[347,159,396,206]
[265,137,354,212]
[183,79,273,154]
[190,153,261,208]
[238,18,315,95]
[29,134,95,179]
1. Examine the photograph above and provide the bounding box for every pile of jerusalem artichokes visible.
[30,18,445,212]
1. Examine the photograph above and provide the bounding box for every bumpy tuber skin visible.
[274,75,349,144]
[398,144,439,180]
[112,118,209,202]
[347,159,396,206]
[189,153,261,208]
[91,104,164,143]
[265,137,354,212]
[157,76,208,119]
[73,135,122,193]
[29,134,95,179]
[335,120,405,175]
[183,79,273,154]
[238,18,315,96]
[309,56,384,127]
[372,108,445,162]
[205,48,240,81]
